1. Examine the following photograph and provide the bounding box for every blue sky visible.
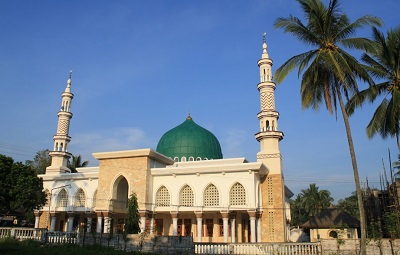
[0,0,398,201]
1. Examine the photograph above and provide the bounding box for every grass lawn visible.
[0,238,155,255]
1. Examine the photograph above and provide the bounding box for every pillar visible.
[87,217,92,233]
[104,217,110,233]
[50,213,57,232]
[139,211,147,233]
[256,212,262,242]
[221,212,229,243]
[249,211,256,243]
[67,213,74,232]
[195,212,203,242]
[96,212,103,233]
[149,212,154,235]
[230,212,236,243]
[171,212,179,236]
[34,211,41,229]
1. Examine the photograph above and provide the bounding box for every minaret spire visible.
[255,34,283,169]
[255,35,287,242]
[46,72,74,174]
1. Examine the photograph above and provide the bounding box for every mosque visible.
[34,38,293,243]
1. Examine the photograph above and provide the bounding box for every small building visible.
[302,208,360,242]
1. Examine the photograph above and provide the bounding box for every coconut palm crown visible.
[347,27,400,149]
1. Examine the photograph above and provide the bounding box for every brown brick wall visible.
[260,173,286,242]
[96,156,151,212]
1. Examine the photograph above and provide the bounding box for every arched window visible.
[189,156,194,161]
[75,188,85,207]
[230,183,246,206]
[156,186,171,207]
[93,190,97,208]
[204,184,219,206]
[57,189,68,207]
[174,157,179,162]
[181,156,187,162]
[44,190,50,206]
[179,185,194,206]
[196,157,201,161]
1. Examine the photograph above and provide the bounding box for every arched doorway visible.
[113,176,129,211]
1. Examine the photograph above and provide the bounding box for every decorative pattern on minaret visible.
[46,72,74,174]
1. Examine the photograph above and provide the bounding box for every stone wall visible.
[320,238,400,254]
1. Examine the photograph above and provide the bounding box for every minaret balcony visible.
[257,81,276,91]
[257,111,279,119]
[255,131,284,142]
[257,58,272,66]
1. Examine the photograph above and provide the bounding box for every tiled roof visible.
[302,208,360,228]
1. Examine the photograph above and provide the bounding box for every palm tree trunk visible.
[336,85,367,255]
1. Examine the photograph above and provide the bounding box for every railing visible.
[194,242,321,255]
[0,227,46,241]
[0,227,78,244]
[45,231,79,244]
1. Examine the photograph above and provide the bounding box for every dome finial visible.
[187,113,192,120]
[262,32,268,57]
[65,70,72,92]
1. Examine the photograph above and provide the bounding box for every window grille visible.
[57,189,68,207]
[204,184,219,206]
[179,185,194,206]
[156,186,171,206]
[75,189,85,207]
[230,183,246,205]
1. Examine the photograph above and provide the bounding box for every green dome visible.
[156,116,223,161]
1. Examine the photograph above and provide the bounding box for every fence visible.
[195,242,320,255]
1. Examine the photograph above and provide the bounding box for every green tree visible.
[336,191,359,220]
[0,154,46,223]
[124,193,140,234]
[25,149,51,174]
[67,155,89,173]
[300,183,333,218]
[347,27,400,150]
[290,194,310,226]
[274,1,381,252]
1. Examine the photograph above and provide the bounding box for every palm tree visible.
[274,0,381,252]
[67,155,89,173]
[346,27,400,150]
[300,183,333,218]
[394,153,400,176]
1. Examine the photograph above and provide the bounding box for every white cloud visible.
[69,127,155,166]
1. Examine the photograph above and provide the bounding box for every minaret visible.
[46,71,74,174]
[255,34,287,242]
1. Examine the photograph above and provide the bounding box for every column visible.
[139,211,147,233]
[50,213,57,232]
[256,212,262,242]
[221,212,229,243]
[34,211,41,228]
[67,213,74,232]
[149,212,154,235]
[195,212,203,242]
[249,211,256,243]
[103,217,110,233]
[96,212,103,233]
[230,212,236,243]
[87,217,92,233]
[171,212,179,236]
